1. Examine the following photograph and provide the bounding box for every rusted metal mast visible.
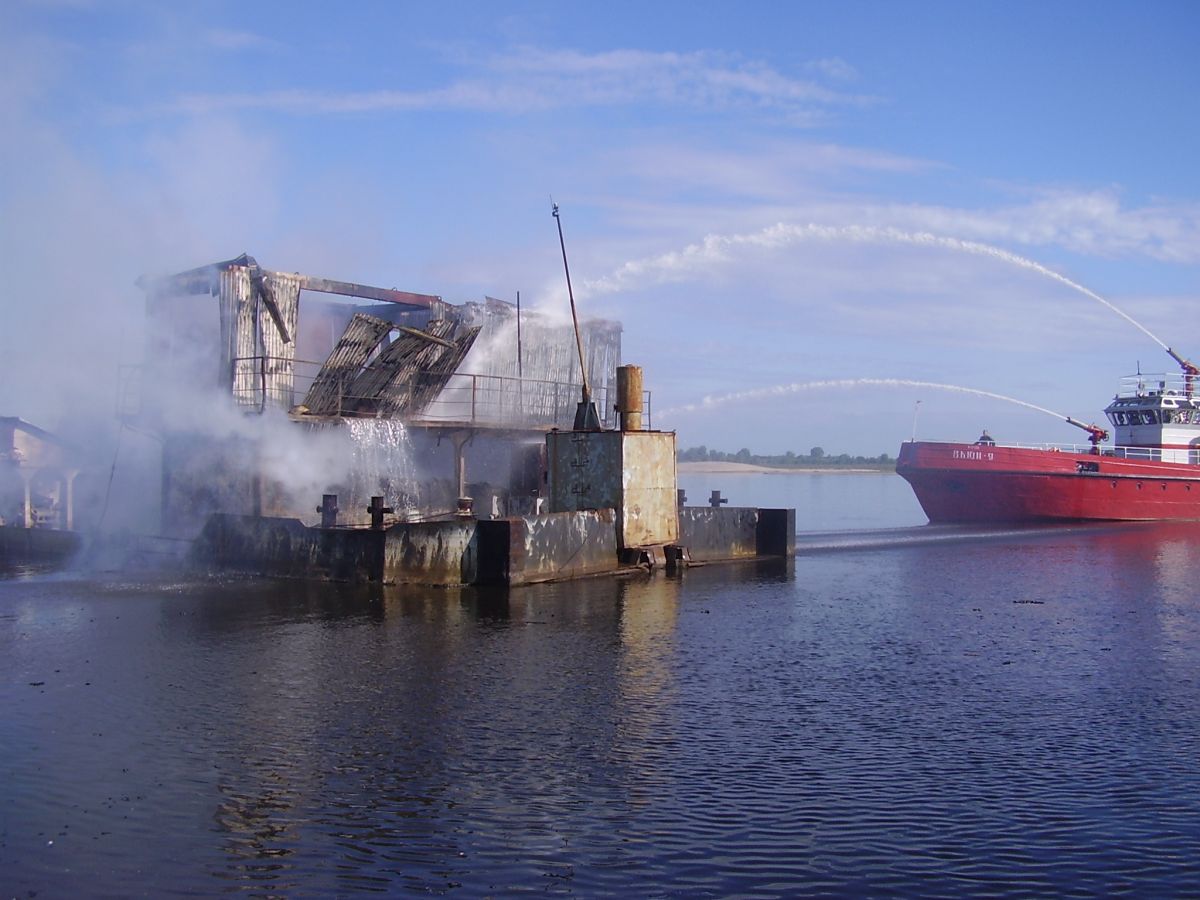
[516,290,523,380]
[552,203,601,431]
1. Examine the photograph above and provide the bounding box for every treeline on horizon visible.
[677,445,894,469]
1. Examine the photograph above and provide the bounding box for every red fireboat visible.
[897,349,1200,523]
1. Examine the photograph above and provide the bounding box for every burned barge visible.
[126,253,792,586]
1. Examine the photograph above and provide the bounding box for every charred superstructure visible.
[138,253,621,424]
[134,253,624,537]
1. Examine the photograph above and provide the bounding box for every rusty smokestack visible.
[616,365,644,432]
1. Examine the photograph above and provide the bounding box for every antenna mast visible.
[553,202,601,430]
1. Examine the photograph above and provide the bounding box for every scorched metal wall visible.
[545,430,678,548]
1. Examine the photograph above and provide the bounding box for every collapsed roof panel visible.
[300,314,481,418]
[300,314,397,415]
[347,319,480,418]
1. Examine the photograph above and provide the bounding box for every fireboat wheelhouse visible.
[1103,371,1200,464]
[896,349,1200,523]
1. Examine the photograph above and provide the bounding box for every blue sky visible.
[2,0,1197,455]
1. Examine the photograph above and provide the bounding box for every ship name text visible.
[952,449,995,461]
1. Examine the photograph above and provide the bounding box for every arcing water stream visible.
[660,378,1068,422]
[584,222,1172,352]
[597,222,1178,429]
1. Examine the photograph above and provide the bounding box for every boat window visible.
[1144,410,1160,425]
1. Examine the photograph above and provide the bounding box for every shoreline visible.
[677,461,893,475]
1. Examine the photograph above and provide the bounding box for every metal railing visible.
[941,440,1200,465]
[228,356,652,430]
[1114,372,1197,398]
[1103,445,1200,464]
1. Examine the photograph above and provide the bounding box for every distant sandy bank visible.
[677,461,892,475]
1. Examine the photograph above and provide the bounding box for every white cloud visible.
[165,46,872,120]
[202,28,280,52]
[806,57,857,81]
[607,141,935,206]
[573,185,1200,302]
[873,189,1200,264]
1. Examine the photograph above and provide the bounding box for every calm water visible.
[678,468,927,530]
[4,475,1200,896]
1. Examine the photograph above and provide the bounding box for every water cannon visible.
[1167,347,1199,375]
[1065,417,1109,452]
[1167,347,1198,398]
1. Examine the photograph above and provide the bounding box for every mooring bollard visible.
[709,489,728,509]
[677,488,687,508]
[455,496,474,519]
[317,493,339,529]
[367,495,393,530]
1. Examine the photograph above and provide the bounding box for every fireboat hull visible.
[896,441,1200,523]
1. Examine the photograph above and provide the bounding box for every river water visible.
[4,473,1200,896]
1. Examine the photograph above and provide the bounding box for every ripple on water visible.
[5,527,1200,895]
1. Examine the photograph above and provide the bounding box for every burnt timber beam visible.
[139,254,442,309]
[253,275,292,344]
[396,325,455,349]
[296,276,441,309]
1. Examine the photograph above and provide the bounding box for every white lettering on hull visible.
[952,449,995,461]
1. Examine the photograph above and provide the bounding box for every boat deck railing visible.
[969,440,1095,455]
[1115,372,1198,400]
[967,441,1199,464]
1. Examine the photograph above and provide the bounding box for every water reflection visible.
[188,574,695,894]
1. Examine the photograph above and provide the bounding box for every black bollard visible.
[709,489,728,509]
[367,495,393,530]
[317,494,339,529]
